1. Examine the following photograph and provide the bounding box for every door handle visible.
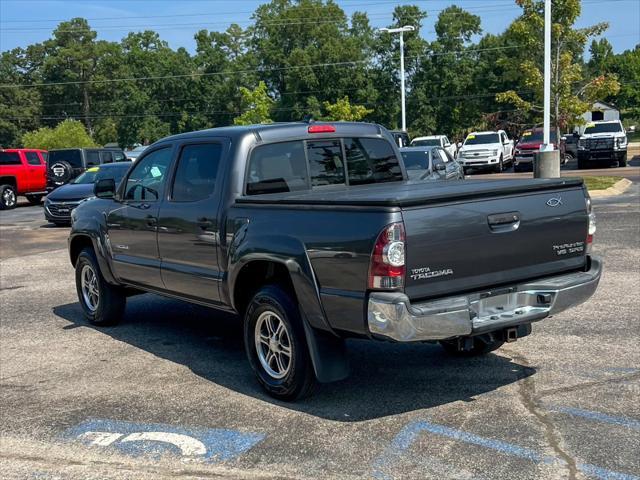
[488,212,520,232]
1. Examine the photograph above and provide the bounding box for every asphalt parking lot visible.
[1,182,639,479]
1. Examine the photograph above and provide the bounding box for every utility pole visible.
[379,25,415,132]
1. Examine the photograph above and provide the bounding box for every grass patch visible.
[583,176,623,191]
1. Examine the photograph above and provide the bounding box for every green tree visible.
[22,119,96,149]
[322,96,372,121]
[233,81,273,125]
[496,0,620,136]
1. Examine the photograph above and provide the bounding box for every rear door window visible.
[0,152,21,165]
[307,140,344,187]
[25,152,42,165]
[86,151,100,167]
[100,151,113,164]
[246,141,308,195]
[344,137,403,185]
[171,143,222,202]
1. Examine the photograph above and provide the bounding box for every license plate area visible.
[477,293,519,317]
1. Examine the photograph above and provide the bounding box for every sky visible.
[0,0,639,54]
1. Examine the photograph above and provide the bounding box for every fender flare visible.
[228,231,349,383]
[69,223,118,286]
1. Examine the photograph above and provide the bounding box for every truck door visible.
[157,140,227,304]
[106,146,174,288]
[24,151,46,191]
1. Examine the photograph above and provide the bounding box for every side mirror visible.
[94,178,116,199]
[457,142,462,148]
[435,163,446,172]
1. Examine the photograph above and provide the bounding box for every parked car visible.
[400,146,463,181]
[457,130,514,173]
[45,162,132,226]
[513,128,567,172]
[47,147,127,191]
[577,120,627,169]
[69,121,601,400]
[125,145,148,161]
[0,149,48,210]
[389,130,410,147]
[410,135,457,158]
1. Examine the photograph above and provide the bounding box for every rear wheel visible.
[25,194,43,205]
[75,248,125,326]
[440,337,505,357]
[0,185,17,210]
[244,285,315,401]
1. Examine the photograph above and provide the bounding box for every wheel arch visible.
[0,176,17,189]
[69,232,119,285]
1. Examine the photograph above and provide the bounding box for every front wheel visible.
[26,194,44,205]
[75,248,125,326]
[577,158,587,170]
[440,337,504,357]
[494,156,504,173]
[244,285,315,401]
[618,153,627,167]
[0,184,17,210]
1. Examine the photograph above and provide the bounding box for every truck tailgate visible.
[403,186,589,301]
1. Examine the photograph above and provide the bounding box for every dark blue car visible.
[45,162,132,225]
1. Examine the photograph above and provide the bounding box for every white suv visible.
[457,130,514,173]
[411,135,457,158]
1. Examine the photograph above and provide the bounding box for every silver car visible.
[400,146,464,181]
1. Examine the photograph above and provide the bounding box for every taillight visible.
[308,124,336,134]
[586,196,595,253]
[368,222,405,289]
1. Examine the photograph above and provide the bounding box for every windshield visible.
[584,123,623,134]
[72,168,99,184]
[49,150,82,168]
[401,151,430,171]
[96,165,130,185]
[464,133,499,145]
[411,139,440,147]
[519,131,557,143]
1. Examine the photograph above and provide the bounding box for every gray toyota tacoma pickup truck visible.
[69,122,601,400]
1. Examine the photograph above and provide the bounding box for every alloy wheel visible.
[80,264,100,312]
[254,311,292,379]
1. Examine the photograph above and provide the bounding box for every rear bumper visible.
[367,256,602,342]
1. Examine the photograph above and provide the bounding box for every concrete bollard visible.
[534,150,561,178]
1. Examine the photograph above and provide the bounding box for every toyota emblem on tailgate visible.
[546,197,562,207]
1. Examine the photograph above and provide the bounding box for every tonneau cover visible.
[236,177,584,207]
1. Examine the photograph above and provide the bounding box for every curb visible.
[589,178,633,197]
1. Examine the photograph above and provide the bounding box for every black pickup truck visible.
[69,122,601,400]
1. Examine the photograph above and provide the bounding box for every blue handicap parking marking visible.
[64,419,265,463]
[547,405,640,432]
[372,420,639,480]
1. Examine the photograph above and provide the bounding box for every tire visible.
[463,167,470,176]
[440,337,505,357]
[26,194,44,205]
[618,153,627,167]
[75,248,125,326]
[494,155,504,173]
[562,153,573,165]
[244,285,315,401]
[0,184,17,210]
[577,158,587,170]
[513,164,521,173]
[48,160,73,185]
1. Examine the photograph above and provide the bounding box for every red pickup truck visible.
[0,149,48,210]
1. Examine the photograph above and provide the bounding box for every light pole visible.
[380,25,415,132]
[541,0,553,152]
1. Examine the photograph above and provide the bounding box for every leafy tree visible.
[233,81,273,125]
[322,96,372,121]
[495,0,620,136]
[22,119,96,149]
